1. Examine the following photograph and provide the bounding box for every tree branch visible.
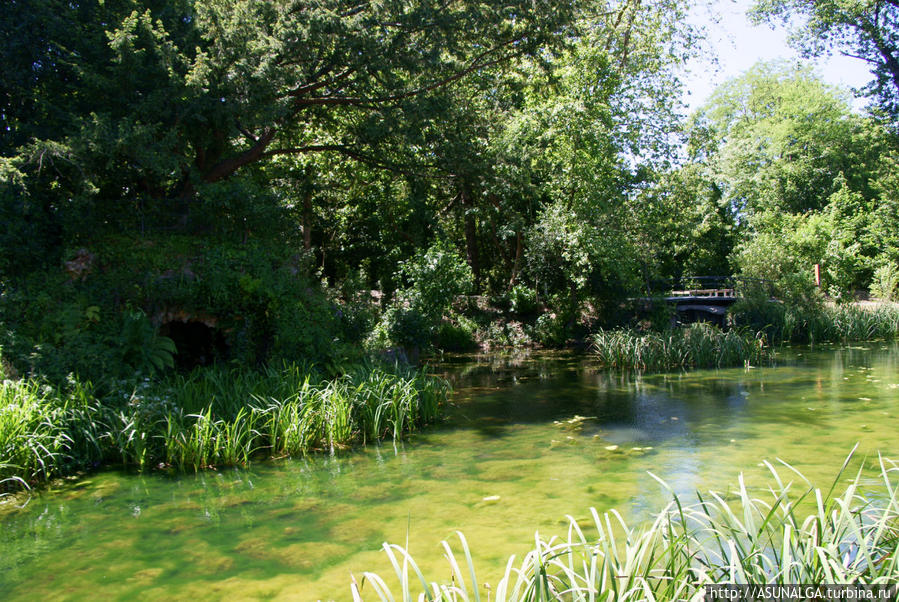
[261,144,453,179]
[203,128,278,183]
[839,49,881,65]
[290,35,529,110]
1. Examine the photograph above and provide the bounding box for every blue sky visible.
[683,0,873,112]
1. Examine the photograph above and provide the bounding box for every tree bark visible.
[461,185,480,290]
[303,191,312,250]
[509,231,523,289]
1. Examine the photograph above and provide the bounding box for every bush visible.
[870,262,899,301]
[0,235,346,382]
[375,306,433,352]
[397,240,474,322]
[506,285,539,317]
[433,318,478,351]
[366,241,475,354]
[531,313,569,347]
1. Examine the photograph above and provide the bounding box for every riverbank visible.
[0,363,448,493]
[4,301,898,493]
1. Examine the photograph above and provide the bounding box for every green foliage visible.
[750,0,899,118]
[398,240,474,323]
[433,319,479,352]
[870,263,899,301]
[368,241,475,353]
[0,363,449,491]
[118,311,177,375]
[0,235,349,382]
[0,379,104,489]
[692,62,899,298]
[532,313,570,348]
[525,204,640,314]
[730,293,899,344]
[378,307,434,353]
[592,323,769,371]
[353,454,899,600]
[696,62,867,215]
[506,285,539,318]
[630,163,735,284]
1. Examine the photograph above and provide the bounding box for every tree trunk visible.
[303,191,312,250]
[509,231,523,289]
[461,185,481,290]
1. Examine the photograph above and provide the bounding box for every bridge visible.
[641,276,773,326]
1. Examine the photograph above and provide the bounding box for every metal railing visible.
[644,276,775,298]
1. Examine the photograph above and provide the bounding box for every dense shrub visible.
[531,313,569,347]
[369,241,475,353]
[433,319,478,352]
[506,285,539,317]
[397,240,474,322]
[0,235,350,383]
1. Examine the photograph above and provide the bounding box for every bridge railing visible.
[644,276,775,298]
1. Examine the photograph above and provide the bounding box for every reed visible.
[592,323,769,372]
[352,450,899,601]
[0,379,105,488]
[731,299,899,344]
[0,363,450,491]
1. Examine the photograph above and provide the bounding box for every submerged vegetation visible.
[353,453,899,600]
[0,364,448,493]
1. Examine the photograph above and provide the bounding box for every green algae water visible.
[2,344,898,600]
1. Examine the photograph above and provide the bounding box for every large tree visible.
[689,61,899,296]
[1,1,581,220]
[750,0,899,118]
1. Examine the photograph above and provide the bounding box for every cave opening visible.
[159,320,229,370]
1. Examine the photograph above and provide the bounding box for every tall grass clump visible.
[352,450,899,601]
[592,323,768,372]
[731,295,899,344]
[0,379,103,491]
[132,363,448,472]
[0,363,450,491]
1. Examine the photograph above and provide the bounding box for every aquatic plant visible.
[591,323,769,372]
[0,378,104,488]
[730,299,899,344]
[0,363,450,491]
[352,451,899,601]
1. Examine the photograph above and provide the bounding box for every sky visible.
[683,0,874,113]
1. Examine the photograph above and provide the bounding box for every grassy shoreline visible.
[592,322,770,372]
[0,363,449,493]
[589,302,899,372]
[730,299,899,345]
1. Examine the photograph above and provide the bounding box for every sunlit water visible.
[2,344,898,600]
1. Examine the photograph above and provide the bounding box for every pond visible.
[2,344,898,600]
